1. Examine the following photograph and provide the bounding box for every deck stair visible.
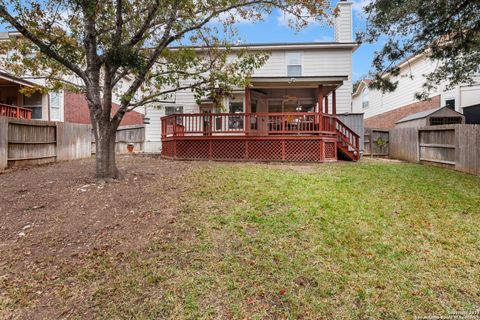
[334,117,360,161]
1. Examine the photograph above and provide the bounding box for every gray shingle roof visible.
[396,107,444,123]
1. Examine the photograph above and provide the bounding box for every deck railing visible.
[161,112,361,160]
[161,112,340,137]
[0,104,32,119]
[161,112,360,158]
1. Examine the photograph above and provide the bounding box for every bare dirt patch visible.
[0,156,202,319]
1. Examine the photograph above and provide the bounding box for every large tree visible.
[358,0,480,97]
[0,0,330,178]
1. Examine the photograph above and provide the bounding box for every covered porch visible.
[0,72,46,120]
[161,77,359,162]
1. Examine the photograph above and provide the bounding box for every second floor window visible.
[362,88,369,109]
[115,80,124,101]
[286,52,302,77]
[165,106,183,115]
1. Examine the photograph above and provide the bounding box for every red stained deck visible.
[161,112,360,162]
[0,104,32,119]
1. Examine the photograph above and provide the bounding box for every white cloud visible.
[276,8,319,27]
[314,35,333,42]
[352,0,372,14]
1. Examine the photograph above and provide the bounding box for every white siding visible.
[352,92,362,112]
[460,84,480,108]
[144,81,199,152]
[253,51,286,77]
[303,49,353,114]
[441,74,480,111]
[362,57,440,119]
[334,2,353,43]
[144,106,162,152]
[255,49,353,114]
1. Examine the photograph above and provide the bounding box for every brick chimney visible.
[334,0,353,43]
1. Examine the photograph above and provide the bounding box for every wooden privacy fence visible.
[91,124,145,154]
[0,117,92,170]
[419,127,455,166]
[364,128,389,157]
[389,124,480,176]
[389,127,417,162]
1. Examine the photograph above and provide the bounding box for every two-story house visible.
[353,53,480,128]
[146,0,363,162]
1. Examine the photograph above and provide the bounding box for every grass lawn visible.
[2,159,480,319]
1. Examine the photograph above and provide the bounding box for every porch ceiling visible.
[0,71,36,88]
[250,76,347,92]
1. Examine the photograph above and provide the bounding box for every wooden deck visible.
[161,112,360,162]
[0,104,32,119]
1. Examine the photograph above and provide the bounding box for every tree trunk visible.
[94,120,119,179]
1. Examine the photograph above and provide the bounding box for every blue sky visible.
[0,0,376,81]
[231,0,376,82]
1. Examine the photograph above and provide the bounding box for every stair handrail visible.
[334,117,360,159]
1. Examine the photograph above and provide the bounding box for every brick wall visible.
[364,95,441,129]
[63,91,144,126]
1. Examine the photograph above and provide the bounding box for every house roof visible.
[168,41,359,52]
[395,106,464,124]
[352,79,372,97]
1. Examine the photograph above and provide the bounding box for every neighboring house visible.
[395,106,465,128]
[0,68,144,126]
[0,32,144,126]
[353,53,480,128]
[146,0,363,162]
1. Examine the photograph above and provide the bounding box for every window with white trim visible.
[362,88,369,109]
[286,52,302,77]
[50,91,62,121]
[114,79,124,102]
[24,92,43,120]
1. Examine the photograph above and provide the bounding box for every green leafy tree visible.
[0,0,330,178]
[358,0,480,98]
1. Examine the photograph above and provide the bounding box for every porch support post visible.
[245,86,251,114]
[332,89,337,115]
[325,95,329,114]
[317,85,323,131]
[245,86,251,134]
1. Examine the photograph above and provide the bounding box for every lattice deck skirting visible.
[162,136,337,162]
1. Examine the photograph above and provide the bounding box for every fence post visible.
[417,128,421,162]
[0,117,8,169]
[370,129,375,158]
